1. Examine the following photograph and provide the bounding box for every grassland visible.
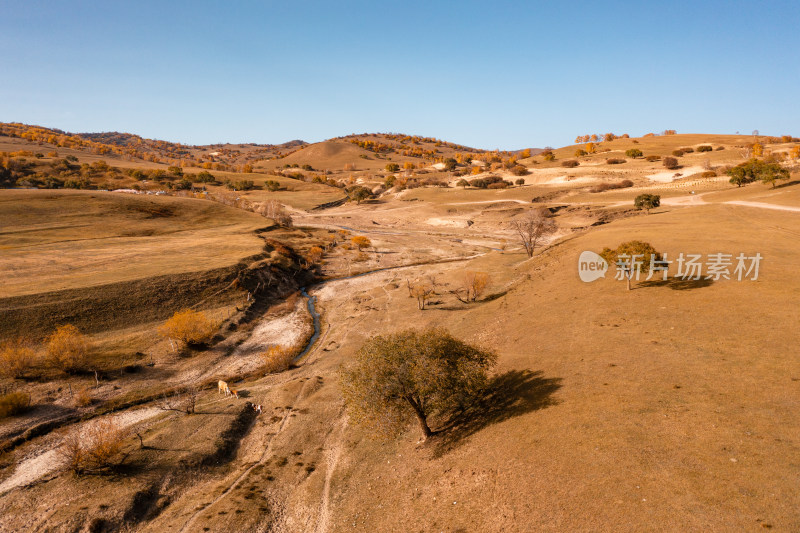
[1,129,799,532]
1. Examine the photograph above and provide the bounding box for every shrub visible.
[561,160,579,168]
[442,158,457,171]
[625,148,643,158]
[701,170,717,178]
[196,171,216,183]
[634,194,661,212]
[589,179,633,193]
[487,181,510,189]
[663,157,679,169]
[510,165,529,176]
[606,158,626,164]
[515,178,525,186]
[672,150,684,157]
[680,147,695,153]
[264,179,281,191]
[227,180,254,191]
[716,146,725,151]
[59,419,128,475]
[75,387,93,407]
[0,391,31,418]
[697,145,713,152]
[0,338,36,378]
[456,178,469,188]
[351,235,371,250]
[47,325,89,373]
[385,163,400,172]
[541,151,556,161]
[574,149,588,157]
[261,345,294,374]
[645,155,661,162]
[159,309,217,347]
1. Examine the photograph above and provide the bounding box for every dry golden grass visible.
[0,190,268,298]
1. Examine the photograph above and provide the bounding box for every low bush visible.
[589,179,634,193]
[574,149,587,157]
[701,170,717,178]
[261,345,294,374]
[264,179,281,191]
[510,165,529,176]
[487,181,510,189]
[663,156,679,169]
[625,148,643,158]
[645,155,661,162]
[606,158,626,164]
[0,338,36,378]
[697,145,713,152]
[0,391,31,418]
[561,160,579,168]
[716,146,725,151]
[59,419,129,474]
[515,178,525,186]
[672,150,684,157]
[680,147,695,153]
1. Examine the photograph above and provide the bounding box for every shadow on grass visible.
[637,278,714,291]
[431,369,561,457]
[774,179,800,189]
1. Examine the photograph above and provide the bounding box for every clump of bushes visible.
[606,158,626,164]
[701,170,717,178]
[645,155,661,162]
[574,149,588,157]
[697,145,713,152]
[680,147,695,153]
[625,148,643,158]
[159,309,218,348]
[672,149,684,157]
[634,193,661,212]
[264,179,281,191]
[663,156,679,169]
[561,160,579,168]
[470,176,509,189]
[589,179,634,193]
[510,165,529,176]
[488,181,510,189]
[0,391,31,418]
[261,345,294,374]
[227,180,254,191]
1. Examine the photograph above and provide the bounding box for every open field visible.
[1,129,799,531]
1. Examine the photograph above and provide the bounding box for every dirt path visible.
[724,200,800,212]
[314,413,347,533]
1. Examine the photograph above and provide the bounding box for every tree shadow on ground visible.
[637,278,714,291]
[430,369,561,457]
[775,179,800,189]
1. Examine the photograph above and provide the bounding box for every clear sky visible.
[2,0,798,150]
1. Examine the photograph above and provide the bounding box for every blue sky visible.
[1,0,798,150]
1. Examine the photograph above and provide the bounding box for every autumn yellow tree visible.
[47,325,89,373]
[305,245,324,266]
[0,337,36,378]
[586,142,597,154]
[159,309,217,347]
[790,145,800,160]
[752,142,764,157]
[351,235,371,251]
[452,271,491,302]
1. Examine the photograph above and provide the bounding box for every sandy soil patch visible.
[646,165,705,182]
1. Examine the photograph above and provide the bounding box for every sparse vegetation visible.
[452,271,491,303]
[339,328,497,439]
[59,419,129,475]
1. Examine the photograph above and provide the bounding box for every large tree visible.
[339,328,496,439]
[510,208,556,258]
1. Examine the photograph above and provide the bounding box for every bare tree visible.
[510,209,556,258]
[158,383,200,414]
